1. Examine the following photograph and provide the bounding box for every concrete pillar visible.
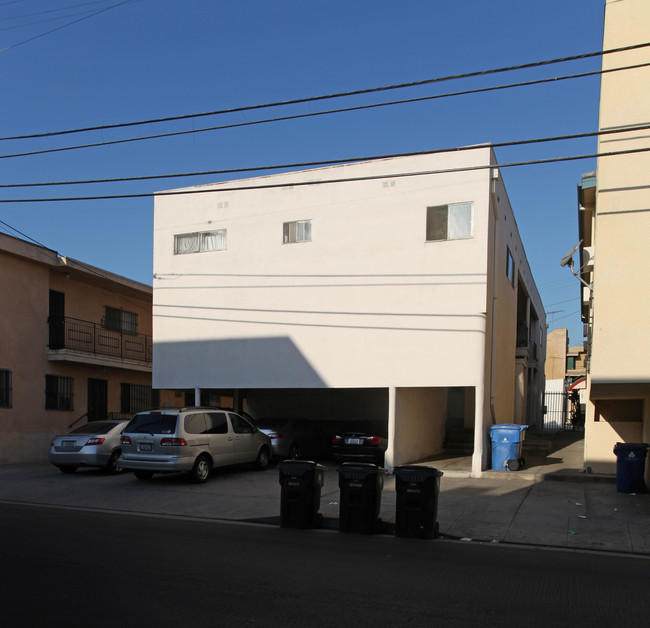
[385,386,396,472]
[194,387,201,406]
[471,382,486,477]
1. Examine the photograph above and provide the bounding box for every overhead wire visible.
[2,122,650,189]
[2,40,650,141]
[2,60,650,162]
[0,0,134,54]
[2,145,649,203]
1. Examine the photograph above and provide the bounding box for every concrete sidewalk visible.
[1,445,649,556]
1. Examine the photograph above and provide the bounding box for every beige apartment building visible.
[153,146,546,475]
[0,233,158,464]
[577,0,650,475]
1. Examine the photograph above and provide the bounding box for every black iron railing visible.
[51,317,152,364]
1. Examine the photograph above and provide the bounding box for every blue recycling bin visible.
[613,443,649,493]
[490,424,528,471]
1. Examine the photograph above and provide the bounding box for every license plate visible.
[345,438,363,445]
[62,440,75,449]
[139,443,152,452]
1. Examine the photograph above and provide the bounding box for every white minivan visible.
[120,408,272,483]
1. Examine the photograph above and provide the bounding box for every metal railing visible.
[54,317,152,364]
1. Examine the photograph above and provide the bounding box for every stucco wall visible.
[392,387,447,466]
[153,150,494,392]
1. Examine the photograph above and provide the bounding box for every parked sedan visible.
[331,430,387,466]
[49,420,129,474]
[256,418,328,461]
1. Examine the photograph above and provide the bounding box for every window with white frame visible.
[283,220,312,244]
[174,229,227,254]
[426,202,473,241]
[0,369,11,408]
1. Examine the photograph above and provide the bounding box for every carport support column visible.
[385,386,396,473]
[194,387,201,406]
[471,380,486,478]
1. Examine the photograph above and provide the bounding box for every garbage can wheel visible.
[520,457,525,469]
[507,458,520,471]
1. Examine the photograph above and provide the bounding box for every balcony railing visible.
[49,316,152,364]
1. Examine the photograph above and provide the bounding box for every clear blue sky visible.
[1,0,607,346]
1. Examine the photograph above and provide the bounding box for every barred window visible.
[104,306,138,335]
[121,383,155,414]
[174,230,227,254]
[45,375,74,411]
[283,220,312,243]
[0,369,12,408]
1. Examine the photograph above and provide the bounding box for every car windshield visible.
[70,421,118,435]
[123,413,178,435]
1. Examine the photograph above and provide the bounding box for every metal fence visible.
[61,317,152,364]
[543,391,568,431]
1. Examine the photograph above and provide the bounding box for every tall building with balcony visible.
[0,233,156,463]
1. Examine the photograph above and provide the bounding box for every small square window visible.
[283,220,312,243]
[426,203,473,241]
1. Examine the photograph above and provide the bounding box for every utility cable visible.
[2,61,649,161]
[2,145,648,203]
[2,40,650,140]
[2,122,650,189]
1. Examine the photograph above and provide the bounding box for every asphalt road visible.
[1,503,649,627]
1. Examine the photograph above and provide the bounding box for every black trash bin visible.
[278,460,326,529]
[613,443,649,494]
[394,465,443,540]
[338,462,386,534]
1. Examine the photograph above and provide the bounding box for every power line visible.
[0,0,115,21]
[2,60,649,162]
[2,145,648,203]
[0,0,133,54]
[3,122,650,189]
[3,40,650,141]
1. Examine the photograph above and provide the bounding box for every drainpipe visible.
[194,387,201,406]
[386,386,396,473]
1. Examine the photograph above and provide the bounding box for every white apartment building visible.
[152,147,545,475]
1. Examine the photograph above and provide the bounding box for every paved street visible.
[1,461,649,554]
[2,503,649,627]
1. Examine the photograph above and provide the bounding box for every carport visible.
[187,386,476,471]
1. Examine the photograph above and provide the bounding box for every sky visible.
[0,0,608,346]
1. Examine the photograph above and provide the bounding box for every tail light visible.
[366,436,382,445]
[160,438,187,446]
[268,432,283,441]
[121,436,132,444]
[332,436,342,444]
[86,437,105,446]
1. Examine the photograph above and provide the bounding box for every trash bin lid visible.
[337,462,386,477]
[490,424,528,431]
[279,459,324,475]
[393,464,443,482]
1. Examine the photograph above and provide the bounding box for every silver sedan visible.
[49,420,129,474]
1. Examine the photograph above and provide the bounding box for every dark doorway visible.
[88,378,108,421]
[48,290,65,350]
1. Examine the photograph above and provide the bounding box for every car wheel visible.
[255,447,270,471]
[134,470,154,480]
[105,450,123,474]
[288,443,300,460]
[57,465,78,474]
[190,455,212,483]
